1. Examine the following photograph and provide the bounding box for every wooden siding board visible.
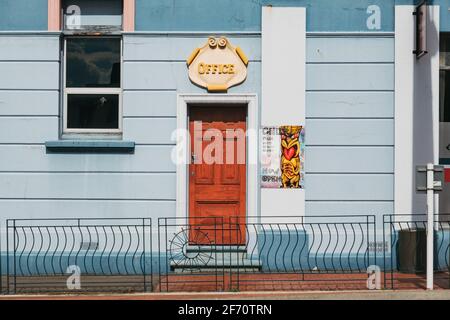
[0,62,60,90]
[0,91,59,116]
[0,36,60,61]
[0,173,176,200]
[307,119,394,146]
[0,145,176,172]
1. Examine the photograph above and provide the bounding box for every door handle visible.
[191,153,197,163]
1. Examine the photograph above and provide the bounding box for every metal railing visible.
[0,214,448,294]
[5,218,152,294]
[158,215,376,292]
[0,220,3,294]
[383,214,450,290]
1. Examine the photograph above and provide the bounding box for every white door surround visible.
[175,94,259,222]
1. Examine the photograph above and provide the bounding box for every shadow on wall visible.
[412,7,439,213]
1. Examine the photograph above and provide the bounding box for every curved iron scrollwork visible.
[168,227,213,271]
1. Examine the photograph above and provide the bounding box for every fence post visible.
[0,220,2,295]
[426,163,435,290]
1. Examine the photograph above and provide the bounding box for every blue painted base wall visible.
[0,252,377,276]
[384,230,450,272]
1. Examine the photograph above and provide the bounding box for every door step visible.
[185,245,247,259]
[186,245,247,252]
[170,259,262,273]
[170,245,262,273]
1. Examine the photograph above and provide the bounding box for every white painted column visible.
[261,7,306,219]
[394,6,415,215]
[394,6,440,215]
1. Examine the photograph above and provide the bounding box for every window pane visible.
[63,0,123,31]
[440,34,450,123]
[440,70,450,122]
[440,34,450,67]
[67,94,119,129]
[66,38,121,88]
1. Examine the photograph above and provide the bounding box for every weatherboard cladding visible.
[0,0,449,32]
[0,32,394,220]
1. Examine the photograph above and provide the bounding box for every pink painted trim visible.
[123,0,135,31]
[48,0,61,31]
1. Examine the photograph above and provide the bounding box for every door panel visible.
[194,165,215,184]
[189,106,247,245]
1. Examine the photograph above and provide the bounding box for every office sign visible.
[187,37,249,92]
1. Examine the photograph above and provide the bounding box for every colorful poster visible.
[261,126,305,189]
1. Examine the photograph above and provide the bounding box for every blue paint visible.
[0,0,448,32]
[132,0,450,33]
[385,229,450,272]
[258,231,309,272]
[0,253,152,276]
[435,229,450,271]
[0,35,395,217]
[135,0,413,32]
[0,0,446,32]
[0,0,48,31]
[257,231,377,272]
[136,0,393,31]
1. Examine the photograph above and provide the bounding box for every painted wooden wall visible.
[4,1,450,32]
[0,33,394,224]
[305,35,394,220]
[0,0,48,30]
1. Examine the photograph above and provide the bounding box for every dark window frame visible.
[62,0,124,32]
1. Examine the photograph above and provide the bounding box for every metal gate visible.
[5,218,152,294]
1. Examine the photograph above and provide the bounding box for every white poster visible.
[261,127,282,188]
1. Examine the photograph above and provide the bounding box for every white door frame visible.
[175,94,259,223]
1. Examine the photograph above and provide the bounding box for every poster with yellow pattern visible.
[261,126,305,189]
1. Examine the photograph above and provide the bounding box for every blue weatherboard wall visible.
[1,0,450,32]
[0,0,48,31]
[0,35,394,235]
[0,0,436,278]
[136,0,398,32]
[134,0,445,32]
[0,33,394,275]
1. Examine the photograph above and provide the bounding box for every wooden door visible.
[189,106,247,245]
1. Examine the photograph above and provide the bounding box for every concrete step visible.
[170,246,262,272]
[185,245,247,253]
[185,245,248,260]
[170,257,262,273]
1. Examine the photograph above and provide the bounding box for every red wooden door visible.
[189,106,247,245]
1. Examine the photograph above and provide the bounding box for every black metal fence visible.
[1,221,3,295]
[383,214,450,290]
[5,218,152,294]
[1,214,449,294]
[158,215,376,292]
